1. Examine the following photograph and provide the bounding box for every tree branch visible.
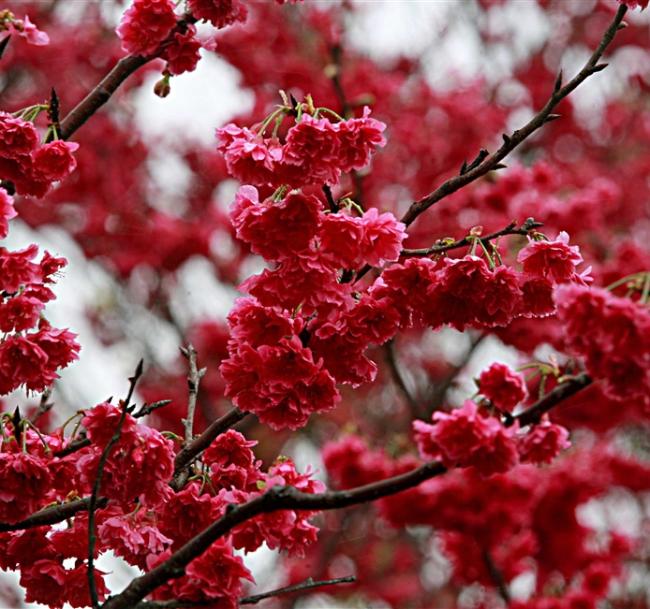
[59,55,150,141]
[0,496,107,533]
[384,339,422,419]
[88,359,144,609]
[180,344,206,446]
[101,461,446,609]
[401,218,542,258]
[240,575,356,605]
[131,577,356,609]
[513,373,592,427]
[399,4,628,228]
[171,407,249,490]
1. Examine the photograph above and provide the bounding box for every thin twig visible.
[53,434,91,457]
[87,359,144,609]
[171,407,249,489]
[30,388,54,423]
[131,578,356,609]
[385,339,422,419]
[399,4,628,228]
[482,549,511,605]
[513,373,592,427]
[425,333,486,416]
[132,399,173,419]
[401,218,542,258]
[180,344,206,446]
[240,575,356,605]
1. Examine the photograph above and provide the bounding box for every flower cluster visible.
[0,246,79,394]
[413,401,570,476]
[0,398,325,608]
[0,114,78,198]
[217,106,386,188]
[555,284,650,403]
[219,298,340,429]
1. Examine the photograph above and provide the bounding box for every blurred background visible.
[1,1,650,607]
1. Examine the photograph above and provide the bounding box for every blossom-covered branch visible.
[399,3,628,227]
[401,218,543,258]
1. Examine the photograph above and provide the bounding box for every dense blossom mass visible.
[0,0,649,608]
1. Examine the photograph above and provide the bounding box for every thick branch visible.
[399,4,627,228]
[59,55,150,141]
[102,461,446,609]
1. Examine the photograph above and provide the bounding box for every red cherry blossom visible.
[187,0,248,28]
[162,24,202,75]
[0,189,16,239]
[478,362,528,412]
[116,0,177,56]
[31,141,79,182]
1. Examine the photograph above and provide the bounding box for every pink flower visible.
[116,0,177,56]
[478,362,528,412]
[335,106,387,172]
[0,452,52,523]
[413,401,518,476]
[618,0,648,9]
[282,114,343,186]
[81,401,138,449]
[31,141,79,182]
[216,124,283,186]
[323,435,392,489]
[0,334,49,393]
[0,190,16,239]
[518,422,571,464]
[230,186,322,260]
[0,244,41,293]
[187,0,248,28]
[220,338,340,430]
[555,285,650,402]
[0,113,39,159]
[0,294,45,332]
[359,207,406,266]
[162,24,202,75]
[99,513,173,569]
[517,232,587,285]
[2,15,49,46]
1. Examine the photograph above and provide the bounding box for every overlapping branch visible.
[399,4,628,228]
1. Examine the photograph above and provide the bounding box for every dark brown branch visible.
[131,577,356,609]
[0,496,107,533]
[240,575,356,605]
[482,549,511,605]
[425,333,486,416]
[171,407,249,490]
[401,218,542,258]
[59,55,150,141]
[102,461,447,609]
[54,435,91,457]
[514,373,592,427]
[399,4,627,228]
[385,339,422,419]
